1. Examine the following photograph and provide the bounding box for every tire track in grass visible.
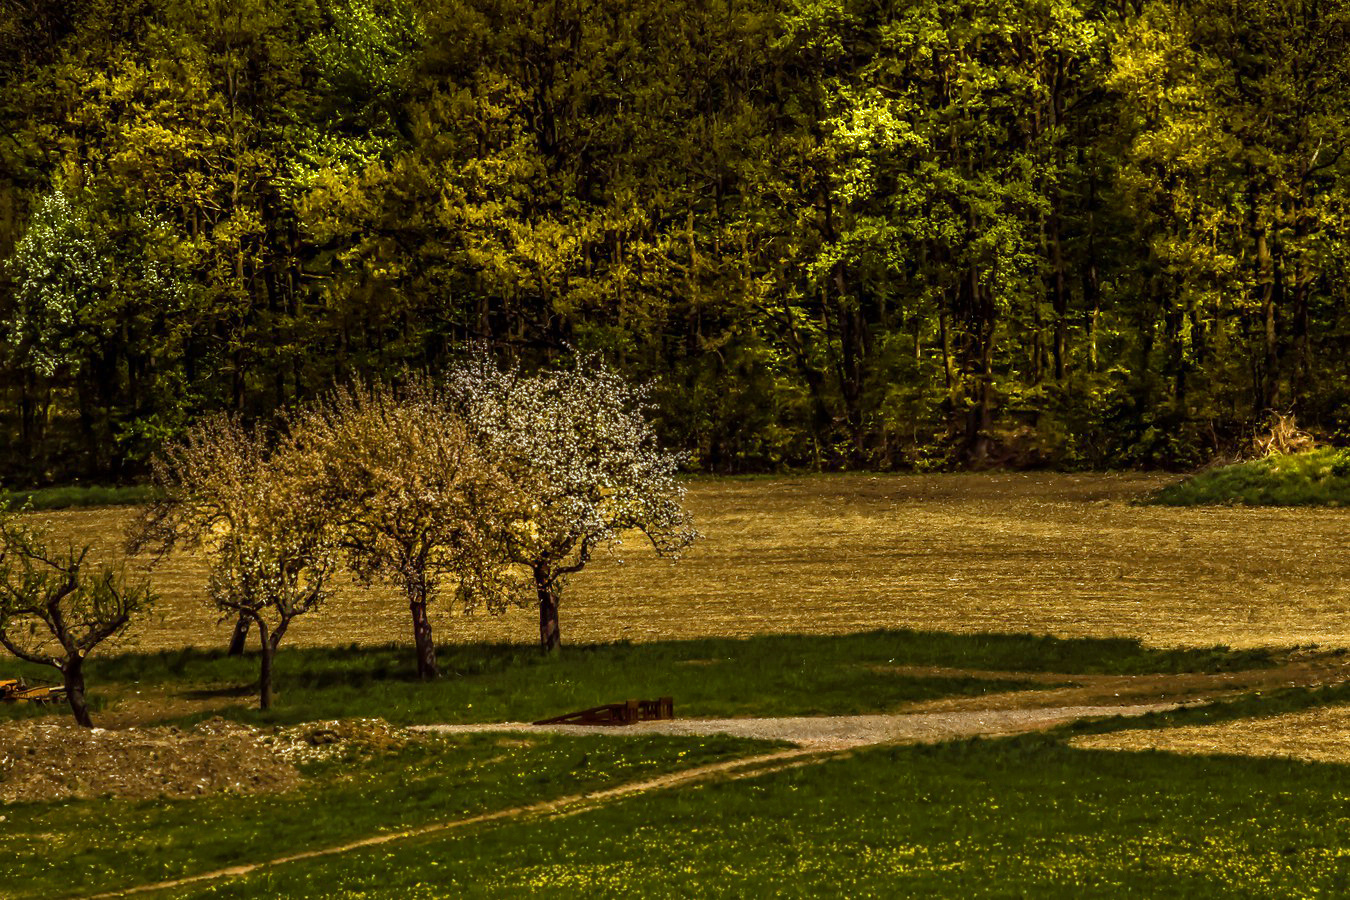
[76,747,830,900]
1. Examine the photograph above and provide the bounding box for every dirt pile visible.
[0,717,411,804]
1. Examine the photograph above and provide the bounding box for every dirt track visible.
[413,703,1180,749]
[419,650,1350,749]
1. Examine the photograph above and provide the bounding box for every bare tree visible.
[0,510,154,727]
[130,416,339,709]
[448,353,699,653]
[287,378,504,680]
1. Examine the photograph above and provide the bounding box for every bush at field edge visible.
[1152,448,1350,507]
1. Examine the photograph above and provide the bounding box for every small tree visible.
[287,378,504,680]
[0,510,154,727]
[131,416,339,709]
[448,353,699,652]
[204,522,337,710]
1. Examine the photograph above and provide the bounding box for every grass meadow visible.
[0,483,156,510]
[171,736,1350,899]
[1153,449,1350,507]
[0,732,777,899]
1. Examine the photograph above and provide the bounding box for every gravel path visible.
[413,702,1181,749]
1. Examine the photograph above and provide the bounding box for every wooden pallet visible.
[533,697,674,726]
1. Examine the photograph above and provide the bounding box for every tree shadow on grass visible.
[64,630,1290,730]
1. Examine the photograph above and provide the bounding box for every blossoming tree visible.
[131,415,339,709]
[448,353,699,652]
[286,379,506,680]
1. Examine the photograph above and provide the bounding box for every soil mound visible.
[0,717,410,804]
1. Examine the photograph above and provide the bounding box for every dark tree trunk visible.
[64,658,93,728]
[258,623,274,710]
[1050,209,1068,382]
[535,566,560,653]
[1083,167,1101,372]
[1049,55,1068,383]
[19,370,35,479]
[958,268,996,464]
[1291,234,1310,406]
[408,587,438,679]
[227,614,250,656]
[833,272,867,467]
[1256,228,1280,412]
[780,294,833,468]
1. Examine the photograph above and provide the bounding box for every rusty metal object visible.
[533,696,674,727]
[13,685,67,705]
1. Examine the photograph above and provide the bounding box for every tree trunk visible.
[1291,235,1310,407]
[19,370,35,480]
[1050,209,1068,382]
[535,566,561,653]
[1049,56,1068,383]
[1083,168,1101,372]
[958,268,996,465]
[63,658,93,728]
[408,587,438,680]
[227,614,250,656]
[833,273,867,467]
[1256,229,1279,412]
[258,622,274,710]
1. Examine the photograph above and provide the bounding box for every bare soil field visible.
[30,472,1350,653]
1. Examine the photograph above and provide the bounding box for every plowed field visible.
[30,472,1350,653]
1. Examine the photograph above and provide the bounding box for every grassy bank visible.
[1152,448,1350,506]
[0,483,156,510]
[167,733,1350,898]
[1,631,1275,728]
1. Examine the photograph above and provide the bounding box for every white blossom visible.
[446,351,699,635]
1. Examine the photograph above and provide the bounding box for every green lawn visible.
[1152,448,1350,506]
[0,732,776,899]
[0,633,1335,899]
[1,631,1275,728]
[169,734,1350,899]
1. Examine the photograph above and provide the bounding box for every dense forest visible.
[1,0,1348,483]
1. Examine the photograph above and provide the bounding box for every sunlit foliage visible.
[2,0,1349,481]
[132,415,339,708]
